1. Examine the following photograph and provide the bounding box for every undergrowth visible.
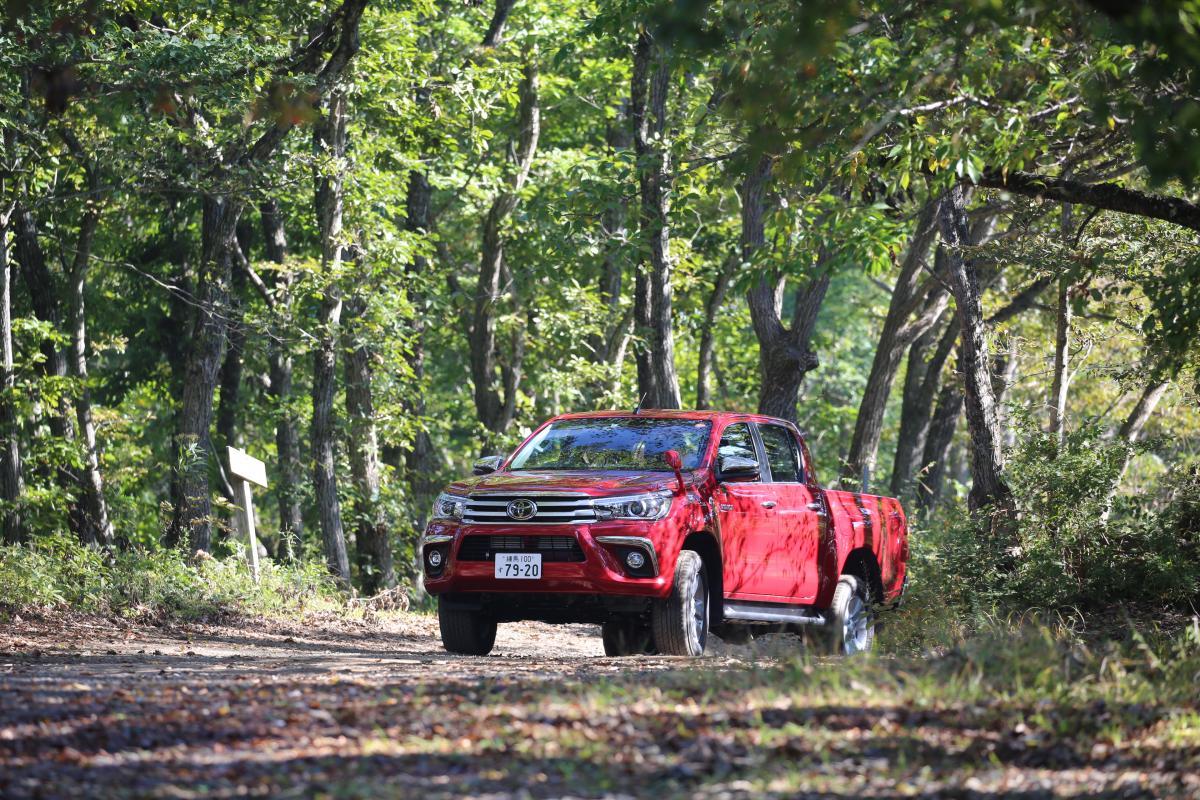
[0,534,342,622]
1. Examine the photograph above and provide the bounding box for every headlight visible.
[593,492,672,521]
[432,493,466,521]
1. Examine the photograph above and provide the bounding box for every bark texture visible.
[742,157,829,423]
[469,61,539,439]
[696,255,736,410]
[343,295,395,594]
[0,211,23,544]
[631,30,681,409]
[259,201,305,556]
[311,88,351,584]
[935,184,1013,514]
[63,136,114,549]
[889,310,955,499]
[979,169,1200,233]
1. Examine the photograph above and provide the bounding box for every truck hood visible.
[448,469,699,497]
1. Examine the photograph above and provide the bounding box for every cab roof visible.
[552,409,794,427]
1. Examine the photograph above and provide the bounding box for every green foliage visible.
[907,422,1200,616]
[0,535,341,621]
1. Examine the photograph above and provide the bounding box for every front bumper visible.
[420,520,674,599]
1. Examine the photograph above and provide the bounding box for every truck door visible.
[756,423,824,602]
[713,422,781,600]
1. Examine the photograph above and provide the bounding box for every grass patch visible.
[0,534,342,622]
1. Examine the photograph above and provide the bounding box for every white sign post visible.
[227,446,268,583]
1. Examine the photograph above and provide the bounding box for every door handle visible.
[761,500,777,509]
[805,502,822,511]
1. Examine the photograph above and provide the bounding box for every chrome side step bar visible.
[723,600,827,626]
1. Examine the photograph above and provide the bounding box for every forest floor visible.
[1,610,1197,799]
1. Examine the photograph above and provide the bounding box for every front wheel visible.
[822,575,876,655]
[652,550,709,656]
[438,600,497,656]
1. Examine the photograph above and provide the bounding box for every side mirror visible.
[663,449,685,494]
[472,456,503,476]
[718,455,760,481]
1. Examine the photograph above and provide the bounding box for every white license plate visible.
[494,552,542,579]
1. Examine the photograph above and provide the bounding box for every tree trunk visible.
[889,310,955,499]
[167,195,238,553]
[590,101,633,403]
[12,205,89,540]
[470,61,539,438]
[935,184,1013,515]
[64,146,115,550]
[400,168,439,530]
[1100,378,1171,523]
[1048,279,1071,443]
[696,255,735,410]
[917,373,963,512]
[259,201,304,557]
[216,224,253,464]
[631,30,681,409]
[343,294,395,594]
[843,199,944,486]
[312,88,351,584]
[0,211,23,544]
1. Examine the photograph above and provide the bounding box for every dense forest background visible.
[1,0,1197,613]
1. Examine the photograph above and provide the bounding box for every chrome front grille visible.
[463,493,596,524]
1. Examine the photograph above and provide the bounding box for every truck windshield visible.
[509,418,711,471]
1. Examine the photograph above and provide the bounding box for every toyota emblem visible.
[506,499,538,520]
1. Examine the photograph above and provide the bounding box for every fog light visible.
[625,550,646,569]
[427,549,443,568]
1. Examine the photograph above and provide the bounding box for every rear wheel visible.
[601,618,655,656]
[438,600,497,656]
[652,550,709,656]
[822,575,875,655]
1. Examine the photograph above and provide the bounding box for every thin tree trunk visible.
[889,310,953,499]
[935,184,1013,515]
[12,205,88,540]
[843,199,944,485]
[696,255,735,410]
[216,224,253,465]
[0,210,23,544]
[1100,378,1170,523]
[1049,279,1072,444]
[631,30,680,408]
[343,294,395,594]
[916,374,963,513]
[312,89,351,584]
[259,201,304,557]
[590,101,633,402]
[469,61,539,439]
[401,168,438,531]
[62,136,114,550]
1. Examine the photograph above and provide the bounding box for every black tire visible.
[601,618,655,656]
[652,549,709,656]
[820,574,876,655]
[438,600,498,656]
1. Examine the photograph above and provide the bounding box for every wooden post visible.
[227,446,268,583]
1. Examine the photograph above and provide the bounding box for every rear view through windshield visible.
[509,418,711,471]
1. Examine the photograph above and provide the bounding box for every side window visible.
[717,423,758,479]
[759,424,801,483]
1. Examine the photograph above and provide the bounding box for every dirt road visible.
[0,613,755,799]
[2,612,1196,799]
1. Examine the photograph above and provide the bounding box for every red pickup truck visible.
[421,411,909,657]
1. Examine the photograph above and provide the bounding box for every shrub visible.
[0,535,342,621]
[902,424,1200,624]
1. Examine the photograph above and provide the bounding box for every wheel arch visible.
[682,530,723,623]
[841,547,884,604]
